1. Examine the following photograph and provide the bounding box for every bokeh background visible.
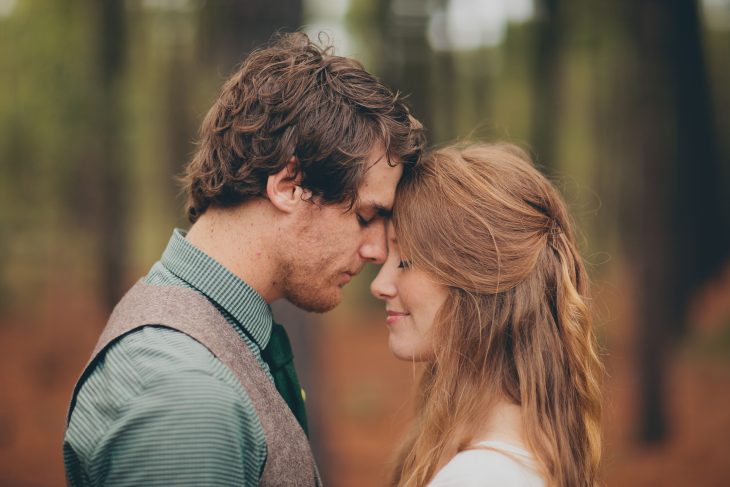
[1,0,730,485]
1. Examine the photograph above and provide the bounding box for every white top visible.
[427,440,545,487]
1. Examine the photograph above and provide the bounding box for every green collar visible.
[159,228,273,349]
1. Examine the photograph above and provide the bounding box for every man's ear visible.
[266,156,310,214]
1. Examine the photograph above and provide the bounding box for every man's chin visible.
[285,287,342,314]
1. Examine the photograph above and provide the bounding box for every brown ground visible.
[1,279,729,486]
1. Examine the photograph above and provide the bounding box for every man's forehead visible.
[356,155,403,213]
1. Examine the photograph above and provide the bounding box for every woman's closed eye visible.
[398,260,411,269]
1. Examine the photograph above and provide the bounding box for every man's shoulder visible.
[65,327,268,486]
[111,326,217,373]
[70,326,252,428]
[89,326,246,395]
[78,326,252,417]
[66,327,265,464]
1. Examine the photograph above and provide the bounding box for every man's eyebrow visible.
[359,200,393,219]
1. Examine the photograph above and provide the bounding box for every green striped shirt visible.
[64,229,276,486]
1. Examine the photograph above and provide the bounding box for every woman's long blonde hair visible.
[390,143,603,487]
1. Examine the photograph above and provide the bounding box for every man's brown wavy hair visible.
[182,32,425,222]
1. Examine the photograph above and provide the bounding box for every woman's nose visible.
[370,263,396,300]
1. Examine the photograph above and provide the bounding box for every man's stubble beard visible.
[278,206,349,313]
[280,257,342,314]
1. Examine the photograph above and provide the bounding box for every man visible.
[63,32,424,486]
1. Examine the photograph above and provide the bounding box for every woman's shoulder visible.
[428,440,545,487]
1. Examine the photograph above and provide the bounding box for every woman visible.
[371,143,603,487]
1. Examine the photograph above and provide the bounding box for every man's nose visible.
[359,221,387,264]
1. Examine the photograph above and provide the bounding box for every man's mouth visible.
[340,271,356,285]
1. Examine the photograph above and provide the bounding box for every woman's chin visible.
[388,338,431,362]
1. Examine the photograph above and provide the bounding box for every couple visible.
[64,33,602,487]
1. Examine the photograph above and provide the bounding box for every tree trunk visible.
[530,0,562,172]
[94,0,128,312]
[626,0,728,444]
[197,0,303,74]
[669,0,730,330]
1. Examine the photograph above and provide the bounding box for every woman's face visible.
[370,224,448,361]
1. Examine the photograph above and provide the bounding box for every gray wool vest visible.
[66,280,320,486]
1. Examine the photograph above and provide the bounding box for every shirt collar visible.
[159,228,273,349]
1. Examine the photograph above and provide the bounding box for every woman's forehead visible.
[386,222,398,242]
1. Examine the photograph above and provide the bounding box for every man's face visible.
[281,146,403,313]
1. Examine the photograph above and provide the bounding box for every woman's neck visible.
[477,399,528,448]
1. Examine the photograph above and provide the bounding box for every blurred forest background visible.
[1,0,730,485]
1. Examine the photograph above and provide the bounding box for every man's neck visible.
[185,202,282,303]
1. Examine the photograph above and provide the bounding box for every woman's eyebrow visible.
[374,204,392,219]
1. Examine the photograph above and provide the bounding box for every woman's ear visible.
[266,156,309,213]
